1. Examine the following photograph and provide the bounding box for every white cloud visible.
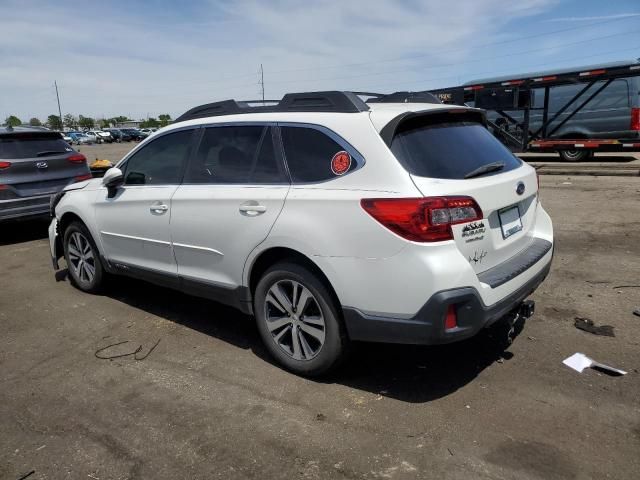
[0,0,556,121]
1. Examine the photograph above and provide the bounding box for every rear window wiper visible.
[464,161,505,179]
[36,150,68,157]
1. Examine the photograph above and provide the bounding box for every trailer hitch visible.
[493,300,535,348]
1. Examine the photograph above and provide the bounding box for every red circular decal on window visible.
[331,151,351,176]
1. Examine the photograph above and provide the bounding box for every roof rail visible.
[174,91,370,123]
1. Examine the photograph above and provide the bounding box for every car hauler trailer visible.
[428,60,640,161]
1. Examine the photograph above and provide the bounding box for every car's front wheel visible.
[63,221,104,293]
[254,262,349,376]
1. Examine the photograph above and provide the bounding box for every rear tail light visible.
[360,196,483,242]
[74,174,92,182]
[67,154,87,164]
[0,161,11,169]
[631,108,640,131]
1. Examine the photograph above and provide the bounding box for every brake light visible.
[360,196,483,242]
[67,154,87,164]
[631,108,640,131]
[0,161,11,169]
[74,174,92,182]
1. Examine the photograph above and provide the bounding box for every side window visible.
[280,126,358,183]
[185,126,287,184]
[123,130,193,185]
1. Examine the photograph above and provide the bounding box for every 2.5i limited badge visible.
[462,221,486,242]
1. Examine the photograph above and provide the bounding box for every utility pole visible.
[54,81,63,131]
[260,64,265,104]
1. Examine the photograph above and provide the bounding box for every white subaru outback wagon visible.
[48,91,553,376]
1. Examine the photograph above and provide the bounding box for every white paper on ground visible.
[563,352,627,375]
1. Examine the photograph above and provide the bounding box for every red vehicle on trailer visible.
[428,60,640,161]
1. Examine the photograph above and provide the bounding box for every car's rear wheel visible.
[558,149,593,162]
[63,221,104,293]
[254,262,349,376]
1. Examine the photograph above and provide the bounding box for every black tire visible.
[63,221,104,293]
[558,150,593,162]
[254,262,349,376]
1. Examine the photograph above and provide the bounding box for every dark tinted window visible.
[280,126,356,183]
[123,129,193,185]
[0,134,71,159]
[390,116,521,180]
[185,126,286,184]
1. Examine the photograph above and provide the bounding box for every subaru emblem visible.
[36,161,48,169]
[516,181,525,195]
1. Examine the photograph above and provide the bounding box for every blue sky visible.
[1,0,639,121]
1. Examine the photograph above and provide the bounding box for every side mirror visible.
[102,167,123,198]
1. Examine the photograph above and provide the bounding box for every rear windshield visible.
[0,134,71,159]
[390,114,521,179]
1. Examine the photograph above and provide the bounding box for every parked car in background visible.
[139,128,157,136]
[84,131,99,143]
[0,126,91,221]
[68,132,94,145]
[61,133,73,144]
[105,129,130,142]
[120,128,145,141]
[89,131,113,144]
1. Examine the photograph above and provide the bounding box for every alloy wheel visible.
[67,231,96,284]
[264,280,326,361]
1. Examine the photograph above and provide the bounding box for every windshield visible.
[390,115,521,180]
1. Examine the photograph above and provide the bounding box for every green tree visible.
[158,114,171,127]
[78,115,95,129]
[4,115,22,127]
[29,117,42,126]
[140,117,159,128]
[96,118,110,129]
[47,115,63,130]
[63,113,76,130]
[111,116,130,125]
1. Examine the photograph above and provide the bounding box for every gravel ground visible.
[1,175,639,479]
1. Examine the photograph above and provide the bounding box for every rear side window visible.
[0,135,71,159]
[185,126,287,184]
[280,126,358,183]
[123,129,194,185]
[390,115,521,180]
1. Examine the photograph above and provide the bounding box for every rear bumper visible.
[0,195,51,221]
[343,254,551,345]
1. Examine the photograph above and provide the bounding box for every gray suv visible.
[0,126,92,221]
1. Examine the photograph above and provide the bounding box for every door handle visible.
[239,204,267,215]
[150,203,169,214]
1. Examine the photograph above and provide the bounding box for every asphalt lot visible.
[1,172,639,478]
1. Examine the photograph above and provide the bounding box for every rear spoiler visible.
[379,107,487,146]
